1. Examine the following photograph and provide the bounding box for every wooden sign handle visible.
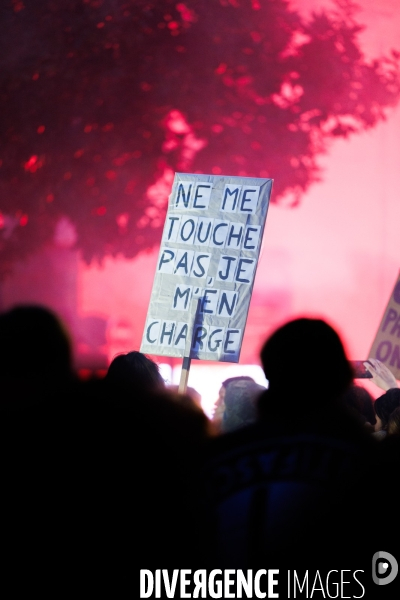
[178,355,191,394]
[177,297,201,394]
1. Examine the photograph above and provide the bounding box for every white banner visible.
[140,172,273,363]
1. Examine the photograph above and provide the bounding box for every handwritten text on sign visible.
[140,173,273,362]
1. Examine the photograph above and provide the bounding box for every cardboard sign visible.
[369,270,400,379]
[140,173,273,362]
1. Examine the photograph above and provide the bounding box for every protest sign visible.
[368,270,400,379]
[140,172,273,363]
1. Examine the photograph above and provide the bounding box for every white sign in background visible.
[140,173,273,363]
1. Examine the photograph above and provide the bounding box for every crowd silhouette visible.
[0,304,399,596]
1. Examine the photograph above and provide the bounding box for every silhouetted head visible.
[0,304,74,407]
[105,351,165,392]
[222,378,265,433]
[0,304,73,382]
[212,376,256,428]
[222,375,255,389]
[260,317,353,406]
[374,387,400,430]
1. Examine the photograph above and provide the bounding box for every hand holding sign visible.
[363,358,398,391]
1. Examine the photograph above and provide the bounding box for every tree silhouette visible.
[0,0,399,276]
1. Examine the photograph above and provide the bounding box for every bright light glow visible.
[159,363,173,385]
[170,362,268,419]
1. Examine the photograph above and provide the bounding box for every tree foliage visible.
[1,0,399,276]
